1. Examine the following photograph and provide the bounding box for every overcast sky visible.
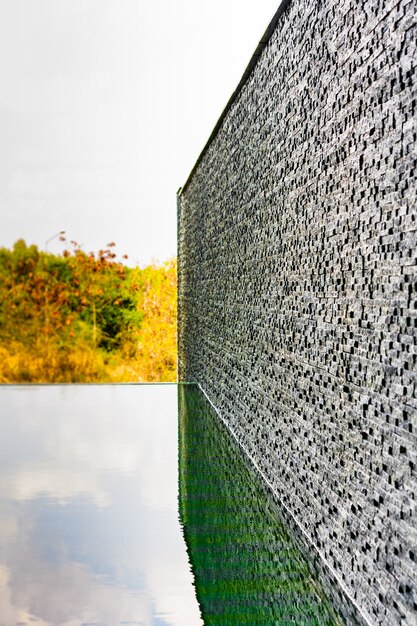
[0,0,279,265]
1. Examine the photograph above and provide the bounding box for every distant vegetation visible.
[0,239,177,383]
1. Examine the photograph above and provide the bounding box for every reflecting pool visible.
[178,385,344,625]
[0,383,345,625]
[0,384,202,626]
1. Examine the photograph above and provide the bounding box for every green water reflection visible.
[178,384,344,625]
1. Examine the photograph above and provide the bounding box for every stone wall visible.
[177,1,417,624]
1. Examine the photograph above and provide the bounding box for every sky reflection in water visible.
[0,384,203,626]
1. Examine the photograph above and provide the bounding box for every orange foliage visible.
[0,240,177,383]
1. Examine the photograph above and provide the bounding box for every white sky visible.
[0,0,279,265]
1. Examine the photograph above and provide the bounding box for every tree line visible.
[0,239,177,383]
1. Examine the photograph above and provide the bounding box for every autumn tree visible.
[0,239,177,383]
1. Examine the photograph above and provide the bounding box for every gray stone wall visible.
[178,1,417,625]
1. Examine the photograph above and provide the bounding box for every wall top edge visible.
[178,0,292,198]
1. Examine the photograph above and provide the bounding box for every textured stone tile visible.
[178,0,417,624]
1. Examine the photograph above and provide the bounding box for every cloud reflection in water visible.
[0,384,203,626]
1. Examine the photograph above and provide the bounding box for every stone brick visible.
[178,1,417,624]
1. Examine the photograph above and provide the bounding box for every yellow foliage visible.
[0,240,177,383]
[0,340,107,383]
[131,259,177,382]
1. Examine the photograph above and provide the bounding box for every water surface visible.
[0,383,346,626]
[178,385,344,625]
[0,384,203,626]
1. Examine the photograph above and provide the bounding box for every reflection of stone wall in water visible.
[178,384,345,625]
[177,1,417,624]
